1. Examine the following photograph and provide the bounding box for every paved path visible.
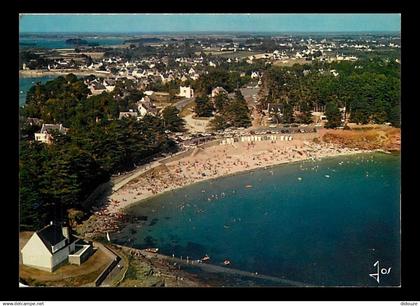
[174,97,194,111]
[111,161,161,192]
[94,242,124,287]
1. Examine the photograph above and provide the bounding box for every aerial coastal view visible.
[19,14,400,287]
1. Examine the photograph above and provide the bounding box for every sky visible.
[19,14,401,34]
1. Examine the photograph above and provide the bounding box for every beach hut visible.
[280,135,285,141]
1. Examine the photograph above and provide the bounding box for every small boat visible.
[145,248,159,253]
[201,255,210,261]
[325,175,330,178]
[245,184,253,188]
[223,260,231,266]
[298,177,302,181]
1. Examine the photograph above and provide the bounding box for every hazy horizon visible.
[20,30,401,34]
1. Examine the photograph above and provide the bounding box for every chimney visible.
[62,225,70,241]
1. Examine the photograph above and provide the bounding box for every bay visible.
[112,152,401,286]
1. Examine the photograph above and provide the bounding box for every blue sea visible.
[111,152,401,287]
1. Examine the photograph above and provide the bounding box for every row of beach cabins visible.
[220,134,293,145]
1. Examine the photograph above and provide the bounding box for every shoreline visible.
[79,129,400,238]
[120,149,375,213]
[81,137,378,237]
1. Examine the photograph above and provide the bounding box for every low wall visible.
[160,140,220,164]
[197,139,220,149]
[94,244,120,287]
[68,244,93,265]
[159,150,192,165]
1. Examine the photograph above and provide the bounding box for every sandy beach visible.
[80,132,374,237]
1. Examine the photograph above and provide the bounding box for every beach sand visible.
[87,134,370,229]
[81,134,373,237]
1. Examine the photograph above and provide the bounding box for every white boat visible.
[145,248,159,253]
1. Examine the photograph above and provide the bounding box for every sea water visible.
[112,153,401,286]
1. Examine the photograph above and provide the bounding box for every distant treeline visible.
[257,57,400,127]
[124,37,162,44]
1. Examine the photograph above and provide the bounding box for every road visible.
[174,97,194,111]
[95,242,125,287]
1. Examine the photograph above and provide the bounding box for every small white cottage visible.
[21,223,92,272]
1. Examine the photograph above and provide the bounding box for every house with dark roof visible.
[21,223,93,272]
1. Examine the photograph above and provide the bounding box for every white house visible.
[21,223,92,272]
[211,87,228,98]
[119,110,139,120]
[179,86,194,99]
[138,104,148,118]
[103,79,116,92]
[191,73,200,81]
[88,82,107,95]
[137,97,158,118]
[330,69,339,77]
[251,71,260,79]
[34,124,68,144]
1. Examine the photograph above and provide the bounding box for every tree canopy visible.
[257,58,400,128]
[210,90,251,130]
[162,106,185,132]
[19,74,177,229]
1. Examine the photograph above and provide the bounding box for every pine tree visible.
[325,102,342,128]
[162,106,185,132]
